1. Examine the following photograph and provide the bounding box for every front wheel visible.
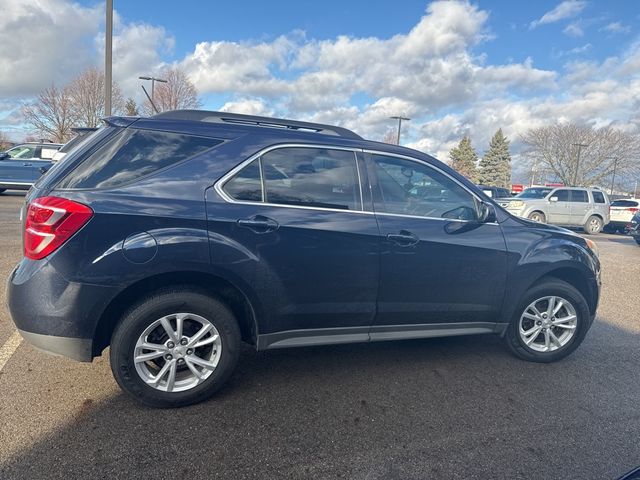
[505,279,591,363]
[528,211,546,223]
[584,215,603,234]
[110,288,241,408]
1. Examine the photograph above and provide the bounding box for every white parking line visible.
[0,331,22,372]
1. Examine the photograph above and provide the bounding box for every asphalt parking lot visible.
[0,191,639,480]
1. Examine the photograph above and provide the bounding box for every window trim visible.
[216,144,365,213]
[215,144,498,224]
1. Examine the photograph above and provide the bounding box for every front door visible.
[366,152,508,330]
[547,189,571,224]
[0,157,35,185]
[206,146,379,347]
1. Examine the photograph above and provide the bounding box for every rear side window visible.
[57,129,221,189]
[571,190,588,202]
[224,159,262,202]
[592,191,606,204]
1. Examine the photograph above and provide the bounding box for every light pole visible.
[571,143,588,186]
[139,76,168,104]
[390,116,410,145]
[609,157,619,195]
[105,0,113,116]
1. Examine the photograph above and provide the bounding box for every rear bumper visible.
[7,259,119,361]
[17,329,93,362]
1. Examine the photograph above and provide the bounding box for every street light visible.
[138,76,168,103]
[105,0,113,116]
[390,116,410,145]
[571,143,588,186]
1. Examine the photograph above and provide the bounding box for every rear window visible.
[592,191,606,204]
[57,129,221,189]
[611,200,639,207]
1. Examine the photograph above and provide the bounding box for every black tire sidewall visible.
[505,279,591,363]
[110,289,241,408]
[529,212,545,223]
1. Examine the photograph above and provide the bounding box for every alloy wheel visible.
[133,313,222,392]
[518,296,577,353]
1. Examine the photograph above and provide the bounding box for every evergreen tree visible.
[449,136,478,182]
[124,98,139,116]
[479,129,512,188]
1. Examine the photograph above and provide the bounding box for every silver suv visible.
[499,186,610,234]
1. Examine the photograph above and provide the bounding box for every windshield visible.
[516,187,553,199]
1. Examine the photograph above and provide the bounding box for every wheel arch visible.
[92,271,259,357]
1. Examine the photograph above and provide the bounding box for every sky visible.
[1,0,639,178]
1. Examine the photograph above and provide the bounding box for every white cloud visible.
[563,22,584,37]
[601,22,631,35]
[0,0,100,97]
[530,0,587,29]
[219,98,274,116]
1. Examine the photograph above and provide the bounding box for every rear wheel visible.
[505,279,591,363]
[528,211,546,223]
[110,288,241,408]
[584,215,603,234]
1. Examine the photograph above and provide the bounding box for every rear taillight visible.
[628,208,638,213]
[24,196,93,260]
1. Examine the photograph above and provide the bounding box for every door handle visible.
[22,163,32,166]
[237,215,279,233]
[386,230,419,247]
[39,167,48,174]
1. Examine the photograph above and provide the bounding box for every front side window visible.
[371,154,477,220]
[570,190,588,203]
[553,190,570,202]
[57,129,222,189]
[7,146,36,159]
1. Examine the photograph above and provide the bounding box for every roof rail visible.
[152,110,362,140]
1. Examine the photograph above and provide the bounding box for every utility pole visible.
[571,143,588,186]
[390,116,410,145]
[609,157,619,195]
[139,76,168,105]
[105,0,113,116]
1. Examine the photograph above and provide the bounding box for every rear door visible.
[547,189,571,224]
[569,189,589,225]
[206,145,380,345]
[366,152,508,330]
[0,156,35,185]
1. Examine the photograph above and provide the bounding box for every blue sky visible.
[1,0,639,176]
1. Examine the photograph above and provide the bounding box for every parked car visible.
[51,128,98,163]
[605,199,640,233]
[0,142,62,193]
[498,186,610,234]
[629,211,640,245]
[477,184,511,200]
[8,111,601,407]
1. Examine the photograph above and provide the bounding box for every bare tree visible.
[22,84,77,143]
[521,123,640,188]
[69,67,124,127]
[143,67,201,115]
[382,128,398,145]
[0,131,13,150]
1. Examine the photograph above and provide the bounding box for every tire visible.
[0,189,5,194]
[504,279,591,363]
[110,287,241,408]
[583,215,603,234]
[528,211,546,223]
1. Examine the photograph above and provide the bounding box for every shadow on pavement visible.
[0,318,639,480]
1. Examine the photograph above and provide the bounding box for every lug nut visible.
[177,358,185,364]
[186,349,194,355]
[180,338,188,346]
[166,354,173,360]
[167,341,175,349]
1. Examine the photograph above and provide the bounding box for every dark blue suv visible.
[7,111,601,407]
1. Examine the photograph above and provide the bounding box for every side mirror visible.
[478,202,497,223]
[550,196,558,202]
